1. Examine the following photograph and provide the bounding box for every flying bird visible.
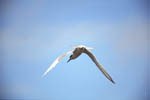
[42,45,115,84]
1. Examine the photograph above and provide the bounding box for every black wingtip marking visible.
[111,79,115,84]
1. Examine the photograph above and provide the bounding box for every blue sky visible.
[0,0,149,100]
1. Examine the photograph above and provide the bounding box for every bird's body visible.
[67,46,85,62]
[42,45,115,84]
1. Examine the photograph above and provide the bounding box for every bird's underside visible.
[42,45,115,84]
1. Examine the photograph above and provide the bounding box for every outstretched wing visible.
[84,49,115,84]
[42,50,74,77]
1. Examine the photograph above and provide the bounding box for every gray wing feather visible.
[84,49,115,84]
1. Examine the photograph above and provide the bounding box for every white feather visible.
[42,50,73,77]
[42,58,59,77]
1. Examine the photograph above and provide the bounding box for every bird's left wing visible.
[42,50,74,77]
[84,49,115,84]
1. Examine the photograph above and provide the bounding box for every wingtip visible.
[111,79,115,84]
[41,72,47,78]
[41,74,45,78]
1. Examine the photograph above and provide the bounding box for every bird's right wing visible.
[42,50,74,77]
[84,49,115,84]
